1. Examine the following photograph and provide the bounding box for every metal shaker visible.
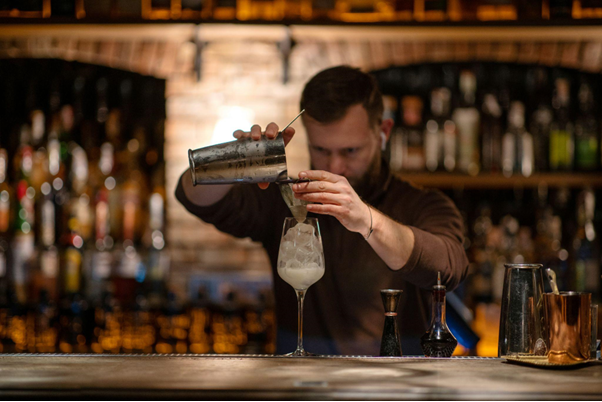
[188,109,305,185]
[188,133,289,185]
[498,263,547,357]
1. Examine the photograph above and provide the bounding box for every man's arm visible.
[293,170,468,290]
[179,168,234,207]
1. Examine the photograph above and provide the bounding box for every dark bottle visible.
[574,82,598,171]
[379,289,402,357]
[481,93,503,174]
[420,272,457,357]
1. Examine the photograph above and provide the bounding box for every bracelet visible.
[363,203,374,240]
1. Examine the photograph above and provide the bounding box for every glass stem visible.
[296,289,305,353]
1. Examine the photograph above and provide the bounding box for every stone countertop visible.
[0,354,601,400]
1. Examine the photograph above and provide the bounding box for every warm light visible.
[210,106,255,146]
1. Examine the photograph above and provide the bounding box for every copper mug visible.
[544,292,592,364]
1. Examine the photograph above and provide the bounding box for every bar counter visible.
[0,354,601,400]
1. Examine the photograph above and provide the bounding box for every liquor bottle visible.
[529,68,553,173]
[573,188,599,293]
[58,153,91,354]
[0,148,12,257]
[420,272,458,357]
[114,138,146,306]
[452,70,480,176]
[549,78,574,171]
[480,94,503,174]
[58,214,89,354]
[0,149,10,353]
[425,88,451,172]
[12,129,36,307]
[401,96,426,171]
[574,82,598,171]
[501,102,534,177]
[87,142,117,305]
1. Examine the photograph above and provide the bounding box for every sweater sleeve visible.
[399,189,469,291]
[174,172,279,244]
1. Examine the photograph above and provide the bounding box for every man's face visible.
[303,104,381,189]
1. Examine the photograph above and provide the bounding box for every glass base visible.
[283,348,318,357]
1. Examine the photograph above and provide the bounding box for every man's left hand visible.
[292,170,371,235]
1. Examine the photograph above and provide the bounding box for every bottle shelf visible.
[399,172,602,189]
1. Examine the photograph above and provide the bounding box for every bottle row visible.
[2,0,600,23]
[0,279,276,355]
[377,63,602,175]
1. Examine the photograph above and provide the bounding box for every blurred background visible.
[0,0,601,357]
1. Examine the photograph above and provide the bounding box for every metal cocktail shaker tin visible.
[498,263,547,357]
[188,133,289,185]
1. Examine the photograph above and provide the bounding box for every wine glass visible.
[277,217,325,356]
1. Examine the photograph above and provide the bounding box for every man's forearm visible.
[366,208,415,270]
[180,168,233,207]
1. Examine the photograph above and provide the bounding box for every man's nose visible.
[328,155,346,175]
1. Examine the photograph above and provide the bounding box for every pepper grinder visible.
[379,289,403,357]
[420,272,458,357]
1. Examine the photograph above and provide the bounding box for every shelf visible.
[399,172,602,189]
[3,21,602,43]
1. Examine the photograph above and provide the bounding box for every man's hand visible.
[233,123,295,190]
[292,170,371,235]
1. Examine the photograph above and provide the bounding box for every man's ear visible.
[380,118,394,146]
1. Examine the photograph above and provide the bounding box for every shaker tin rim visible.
[188,149,197,186]
[503,263,543,269]
[544,291,591,297]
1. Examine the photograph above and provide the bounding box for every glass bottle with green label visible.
[549,78,573,171]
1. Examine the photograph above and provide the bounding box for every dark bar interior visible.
[0,0,601,399]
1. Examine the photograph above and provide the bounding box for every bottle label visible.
[0,190,9,233]
[41,248,59,278]
[119,249,141,278]
[41,199,56,246]
[576,137,598,169]
[65,248,82,293]
[92,251,112,279]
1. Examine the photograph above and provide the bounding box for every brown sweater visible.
[175,162,469,355]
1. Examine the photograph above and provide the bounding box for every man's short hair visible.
[300,65,384,129]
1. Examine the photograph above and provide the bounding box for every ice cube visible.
[296,223,315,235]
[295,247,314,264]
[285,259,302,269]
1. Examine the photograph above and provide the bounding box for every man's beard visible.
[347,152,382,198]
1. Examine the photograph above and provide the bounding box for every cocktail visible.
[277,217,324,356]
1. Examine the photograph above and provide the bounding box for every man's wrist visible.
[363,203,374,240]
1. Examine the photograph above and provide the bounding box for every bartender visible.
[176,65,469,355]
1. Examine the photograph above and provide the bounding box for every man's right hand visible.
[232,122,296,189]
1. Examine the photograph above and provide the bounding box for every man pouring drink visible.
[176,65,469,355]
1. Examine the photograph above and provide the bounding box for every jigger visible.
[380,289,403,357]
